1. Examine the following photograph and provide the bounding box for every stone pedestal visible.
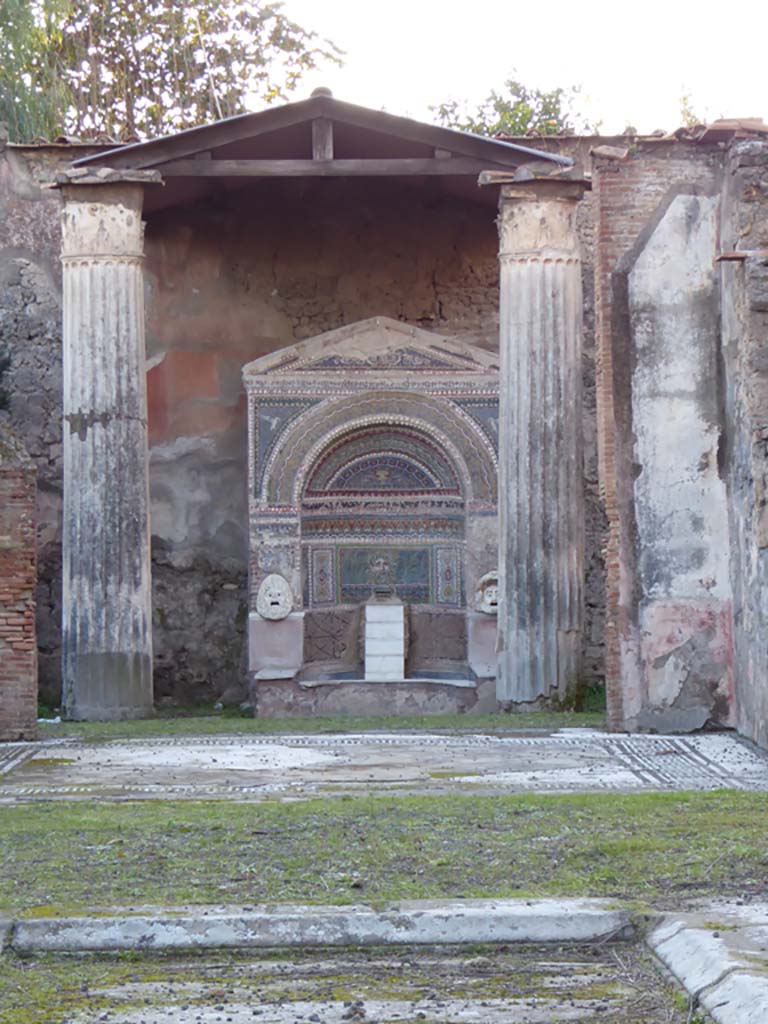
[496,180,587,704]
[467,612,497,679]
[364,597,405,681]
[60,184,153,720]
[248,611,304,680]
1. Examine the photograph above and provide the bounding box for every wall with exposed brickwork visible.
[0,421,37,740]
[592,141,735,732]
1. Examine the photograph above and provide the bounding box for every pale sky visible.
[278,0,767,134]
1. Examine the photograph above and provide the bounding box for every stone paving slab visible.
[648,902,768,1024]
[7,899,632,953]
[5,945,697,1024]
[1,729,767,802]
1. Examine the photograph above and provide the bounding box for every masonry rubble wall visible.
[593,141,735,732]
[720,140,768,751]
[0,143,608,707]
[142,178,506,703]
[0,421,37,740]
[0,137,73,706]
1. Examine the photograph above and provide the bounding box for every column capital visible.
[497,177,588,261]
[60,182,147,261]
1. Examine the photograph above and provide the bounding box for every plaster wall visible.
[627,192,733,729]
[0,140,81,704]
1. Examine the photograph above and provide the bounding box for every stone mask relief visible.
[256,573,293,621]
[475,571,499,614]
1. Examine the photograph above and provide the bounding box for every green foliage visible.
[0,0,73,141]
[0,0,341,141]
[432,73,599,137]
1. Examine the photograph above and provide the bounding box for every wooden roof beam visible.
[154,157,516,177]
[312,118,333,160]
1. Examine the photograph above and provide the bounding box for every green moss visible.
[17,758,75,770]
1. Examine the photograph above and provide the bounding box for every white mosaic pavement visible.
[1,729,767,803]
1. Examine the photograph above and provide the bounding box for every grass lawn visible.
[36,707,606,742]
[2,790,766,917]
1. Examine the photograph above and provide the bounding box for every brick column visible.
[0,424,37,740]
[496,179,587,704]
[60,183,153,720]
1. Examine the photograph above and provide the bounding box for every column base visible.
[62,651,154,721]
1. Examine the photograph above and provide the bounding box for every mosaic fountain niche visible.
[243,317,501,715]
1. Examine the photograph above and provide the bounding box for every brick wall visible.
[0,422,37,740]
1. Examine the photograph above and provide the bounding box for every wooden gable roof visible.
[73,91,570,181]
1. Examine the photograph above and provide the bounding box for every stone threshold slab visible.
[2,898,631,952]
[298,677,476,688]
[648,902,768,1024]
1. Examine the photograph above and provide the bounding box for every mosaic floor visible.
[1,729,767,803]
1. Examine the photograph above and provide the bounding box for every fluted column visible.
[60,183,153,719]
[496,180,586,704]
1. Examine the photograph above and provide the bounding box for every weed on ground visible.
[1,790,765,917]
[36,709,606,742]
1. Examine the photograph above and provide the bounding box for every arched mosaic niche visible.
[263,391,496,507]
[243,317,499,684]
[305,424,460,495]
[300,421,466,609]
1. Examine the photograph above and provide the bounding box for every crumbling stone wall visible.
[720,140,768,750]
[142,178,503,702]
[593,141,734,731]
[0,421,37,740]
[0,137,73,705]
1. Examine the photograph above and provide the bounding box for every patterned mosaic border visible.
[1,734,767,802]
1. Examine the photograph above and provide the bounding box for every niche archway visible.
[300,420,467,677]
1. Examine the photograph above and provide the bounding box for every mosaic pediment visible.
[243,317,499,379]
[296,346,460,372]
